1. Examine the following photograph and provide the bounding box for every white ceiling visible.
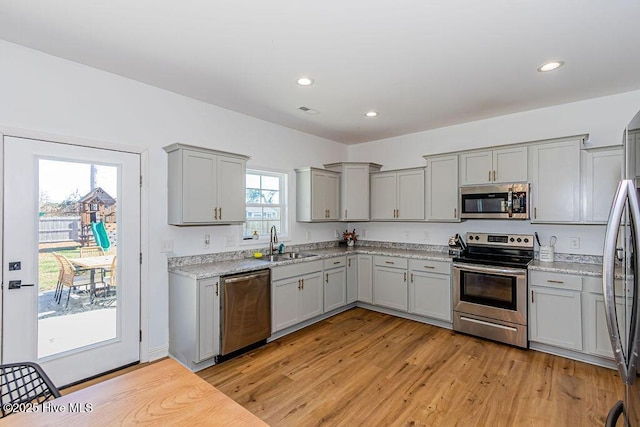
[1,1,639,144]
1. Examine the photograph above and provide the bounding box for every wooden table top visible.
[69,255,114,269]
[0,358,267,426]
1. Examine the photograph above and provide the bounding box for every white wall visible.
[348,91,640,255]
[0,40,347,358]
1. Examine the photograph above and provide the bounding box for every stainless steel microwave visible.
[460,183,529,219]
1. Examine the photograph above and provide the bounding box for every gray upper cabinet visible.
[424,154,459,222]
[370,168,425,221]
[529,137,582,223]
[324,162,382,221]
[164,144,249,225]
[459,146,527,185]
[296,167,341,222]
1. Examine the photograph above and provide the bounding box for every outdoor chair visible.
[0,361,60,418]
[52,252,93,307]
[102,256,117,304]
[79,245,105,257]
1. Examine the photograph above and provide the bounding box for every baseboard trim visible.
[148,344,169,362]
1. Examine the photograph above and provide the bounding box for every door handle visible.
[214,207,218,220]
[326,273,329,283]
[7,280,35,289]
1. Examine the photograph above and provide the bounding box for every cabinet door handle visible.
[385,261,395,265]
[531,290,534,303]
[488,170,491,181]
[326,273,329,283]
[302,279,304,290]
[454,208,457,218]
[396,209,399,218]
[534,207,537,219]
[333,261,341,264]
[493,170,496,181]
[298,279,301,290]
[327,209,330,218]
[410,273,414,283]
[546,279,564,284]
[219,207,222,220]
[345,209,347,218]
[214,207,218,220]
[424,265,435,269]
[215,282,218,296]
[348,259,351,267]
[404,272,407,282]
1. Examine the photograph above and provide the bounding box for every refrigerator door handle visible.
[603,180,640,385]
[605,400,624,427]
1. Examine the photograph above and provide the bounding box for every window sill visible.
[240,236,291,247]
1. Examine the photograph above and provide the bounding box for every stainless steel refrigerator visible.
[604,110,640,426]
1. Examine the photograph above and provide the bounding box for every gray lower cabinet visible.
[324,257,347,312]
[356,255,373,304]
[584,277,630,360]
[168,273,220,370]
[346,255,358,303]
[529,271,583,351]
[272,260,323,333]
[373,256,408,311]
[408,259,452,322]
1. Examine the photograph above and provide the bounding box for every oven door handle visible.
[454,263,526,276]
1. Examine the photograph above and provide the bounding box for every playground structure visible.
[78,187,116,248]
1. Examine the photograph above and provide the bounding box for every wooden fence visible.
[39,216,80,243]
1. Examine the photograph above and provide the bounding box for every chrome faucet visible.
[270,225,278,260]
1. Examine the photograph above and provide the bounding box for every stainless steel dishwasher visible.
[218,269,271,361]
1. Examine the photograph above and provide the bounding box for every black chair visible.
[0,362,60,418]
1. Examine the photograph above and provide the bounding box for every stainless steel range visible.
[452,232,534,348]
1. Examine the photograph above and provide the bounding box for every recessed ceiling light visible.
[365,111,379,117]
[537,61,564,72]
[296,77,314,86]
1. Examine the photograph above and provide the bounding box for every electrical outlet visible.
[361,229,367,238]
[306,231,311,241]
[160,240,173,253]
[423,231,429,241]
[225,234,233,247]
[204,234,211,248]
[335,230,340,239]
[405,231,410,241]
[570,237,580,249]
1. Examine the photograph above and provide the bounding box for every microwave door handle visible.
[603,179,637,384]
[508,190,513,218]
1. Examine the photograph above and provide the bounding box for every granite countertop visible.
[168,245,454,280]
[528,260,604,277]
[168,242,620,281]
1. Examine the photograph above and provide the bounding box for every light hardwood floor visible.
[198,308,622,426]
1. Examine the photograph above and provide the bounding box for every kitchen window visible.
[245,169,288,239]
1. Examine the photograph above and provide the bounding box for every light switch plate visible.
[160,240,174,253]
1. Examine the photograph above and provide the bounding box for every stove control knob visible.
[468,235,474,241]
[516,238,522,243]
[475,236,480,240]
[510,237,515,242]
[524,238,529,243]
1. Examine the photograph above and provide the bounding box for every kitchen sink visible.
[266,252,317,262]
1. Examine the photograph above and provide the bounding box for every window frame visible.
[243,168,289,241]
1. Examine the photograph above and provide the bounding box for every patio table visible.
[68,255,114,301]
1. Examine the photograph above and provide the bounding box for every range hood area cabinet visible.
[164,144,249,225]
[370,167,425,221]
[295,167,341,222]
[459,146,527,185]
[323,162,382,221]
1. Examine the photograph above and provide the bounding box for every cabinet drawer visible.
[529,271,582,291]
[408,259,450,275]
[271,260,323,281]
[374,255,408,269]
[324,256,346,269]
[583,276,627,296]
